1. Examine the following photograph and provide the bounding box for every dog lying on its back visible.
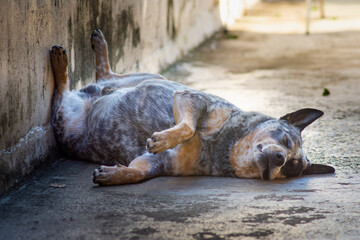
[50,29,335,185]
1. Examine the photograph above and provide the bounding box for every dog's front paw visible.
[146,132,173,154]
[93,164,146,185]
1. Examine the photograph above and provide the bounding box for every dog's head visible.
[230,108,335,180]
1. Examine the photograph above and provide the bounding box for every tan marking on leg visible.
[50,45,69,94]
[172,133,202,175]
[203,106,232,136]
[128,157,151,172]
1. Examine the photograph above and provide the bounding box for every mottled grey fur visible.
[53,76,271,173]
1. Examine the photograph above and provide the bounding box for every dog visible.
[50,29,335,186]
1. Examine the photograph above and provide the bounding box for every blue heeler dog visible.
[50,29,335,186]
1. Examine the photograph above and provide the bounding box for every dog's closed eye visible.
[281,135,291,149]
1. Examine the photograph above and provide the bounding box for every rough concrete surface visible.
[1,0,360,239]
[0,0,221,195]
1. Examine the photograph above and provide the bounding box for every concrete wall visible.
[0,0,222,195]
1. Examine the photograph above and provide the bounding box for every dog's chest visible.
[54,92,89,138]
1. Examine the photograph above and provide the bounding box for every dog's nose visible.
[269,152,286,166]
[264,151,286,167]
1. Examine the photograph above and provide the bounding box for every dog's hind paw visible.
[50,45,68,72]
[91,29,106,51]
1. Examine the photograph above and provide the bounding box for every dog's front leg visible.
[146,90,206,154]
[92,153,165,186]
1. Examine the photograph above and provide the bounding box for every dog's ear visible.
[302,163,335,175]
[280,108,324,132]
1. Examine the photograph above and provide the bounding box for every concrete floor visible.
[1,1,360,239]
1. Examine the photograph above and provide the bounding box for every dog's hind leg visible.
[50,45,69,95]
[92,153,166,185]
[90,29,114,81]
[90,29,165,85]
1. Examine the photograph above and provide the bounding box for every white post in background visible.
[306,0,312,35]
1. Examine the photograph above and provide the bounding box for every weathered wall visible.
[0,0,222,195]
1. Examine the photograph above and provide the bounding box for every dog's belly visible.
[83,80,188,165]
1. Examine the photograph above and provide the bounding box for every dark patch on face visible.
[281,158,304,177]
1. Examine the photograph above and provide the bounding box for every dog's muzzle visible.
[258,144,286,180]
